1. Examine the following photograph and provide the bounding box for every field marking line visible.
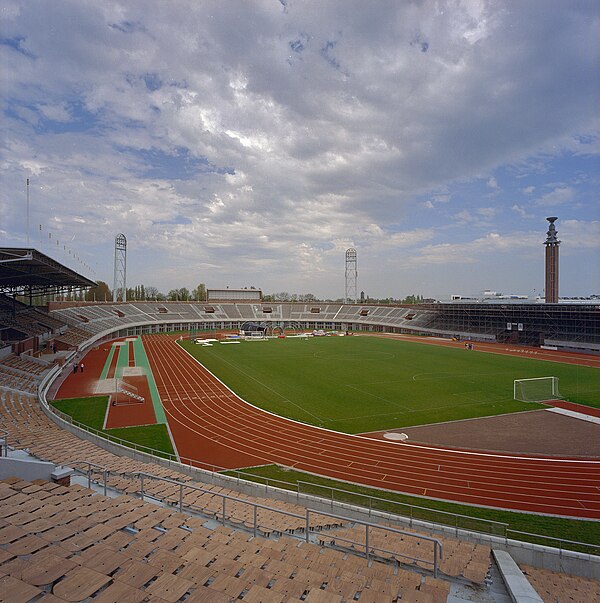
[312,350,396,361]
[372,333,600,368]
[102,397,110,431]
[163,336,600,466]
[181,342,326,424]
[141,332,600,514]
[412,370,517,382]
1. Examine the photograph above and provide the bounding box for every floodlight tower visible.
[345,248,358,304]
[544,217,560,303]
[113,233,127,302]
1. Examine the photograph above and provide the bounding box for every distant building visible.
[450,292,537,304]
[207,288,262,302]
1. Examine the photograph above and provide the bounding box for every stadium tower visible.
[113,233,127,302]
[345,248,358,304]
[544,217,560,304]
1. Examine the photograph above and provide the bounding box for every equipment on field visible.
[111,380,145,406]
[514,376,561,402]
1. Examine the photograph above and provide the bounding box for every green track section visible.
[100,345,117,380]
[116,341,129,377]
[134,336,167,424]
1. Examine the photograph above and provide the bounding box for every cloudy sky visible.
[1,0,598,300]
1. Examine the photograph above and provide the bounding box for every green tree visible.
[195,283,206,301]
[86,281,112,302]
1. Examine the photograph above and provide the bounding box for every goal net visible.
[514,377,562,402]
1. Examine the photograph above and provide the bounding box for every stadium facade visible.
[1,247,598,356]
[3,299,596,357]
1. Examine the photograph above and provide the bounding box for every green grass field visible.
[50,396,175,459]
[180,336,599,433]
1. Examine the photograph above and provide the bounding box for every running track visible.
[142,334,600,519]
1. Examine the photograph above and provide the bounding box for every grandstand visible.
[0,248,96,356]
[43,299,599,354]
[2,390,598,601]
[1,248,599,602]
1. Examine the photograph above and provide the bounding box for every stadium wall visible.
[42,301,599,354]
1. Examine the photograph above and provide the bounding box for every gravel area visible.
[364,410,600,457]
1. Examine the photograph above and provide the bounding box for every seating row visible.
[1,391,487,585]
[0,477,452,602]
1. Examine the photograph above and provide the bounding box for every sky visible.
[1,0,599,300]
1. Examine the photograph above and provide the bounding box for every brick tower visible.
[544,217,560,303]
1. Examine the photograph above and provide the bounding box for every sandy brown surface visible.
[363,410,600,457]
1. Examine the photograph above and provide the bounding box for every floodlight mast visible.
[113,233,127,302]
[345,248,358,304]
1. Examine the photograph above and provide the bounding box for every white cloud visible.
[560,220,600,249]
[411,231,539,266]
[535,187,576,207]
[0,0,598,297]
[511,204,533,219]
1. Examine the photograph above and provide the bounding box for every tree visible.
[195,283,206,302]
[86,281,111,302]
[145,286,160,300]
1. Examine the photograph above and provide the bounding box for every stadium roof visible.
[0,247,96,297]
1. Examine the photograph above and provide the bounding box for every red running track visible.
[143,334,600,519]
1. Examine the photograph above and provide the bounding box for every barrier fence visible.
[71,466,443,577]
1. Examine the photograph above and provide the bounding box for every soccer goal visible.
[514,377,562,402]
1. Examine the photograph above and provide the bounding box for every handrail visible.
[506,529,600,556]
[0,427,8,456]
[295,480,508,536]
[70,460,109,496]
[132,472,443,577]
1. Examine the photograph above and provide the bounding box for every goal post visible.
[514,377,562,402]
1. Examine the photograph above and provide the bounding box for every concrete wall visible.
[0,456,55,482]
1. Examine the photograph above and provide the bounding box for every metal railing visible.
[224,470,509,537]
[507,530,600,558]
[71,461,109,496]
[134,472,443,577]
[295,480,508,537]
[0,428,8,456]
[68,466,443,575]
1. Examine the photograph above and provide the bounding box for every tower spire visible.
[544,217,560,303]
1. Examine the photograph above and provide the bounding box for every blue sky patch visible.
[127,147,234,180]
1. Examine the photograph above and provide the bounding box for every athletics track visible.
[140,334,600,520]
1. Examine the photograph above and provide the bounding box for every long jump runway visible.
[142,334,600,519]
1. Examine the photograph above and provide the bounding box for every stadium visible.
[1,245,599,603]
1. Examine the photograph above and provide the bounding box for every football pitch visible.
[180,336,600,434]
